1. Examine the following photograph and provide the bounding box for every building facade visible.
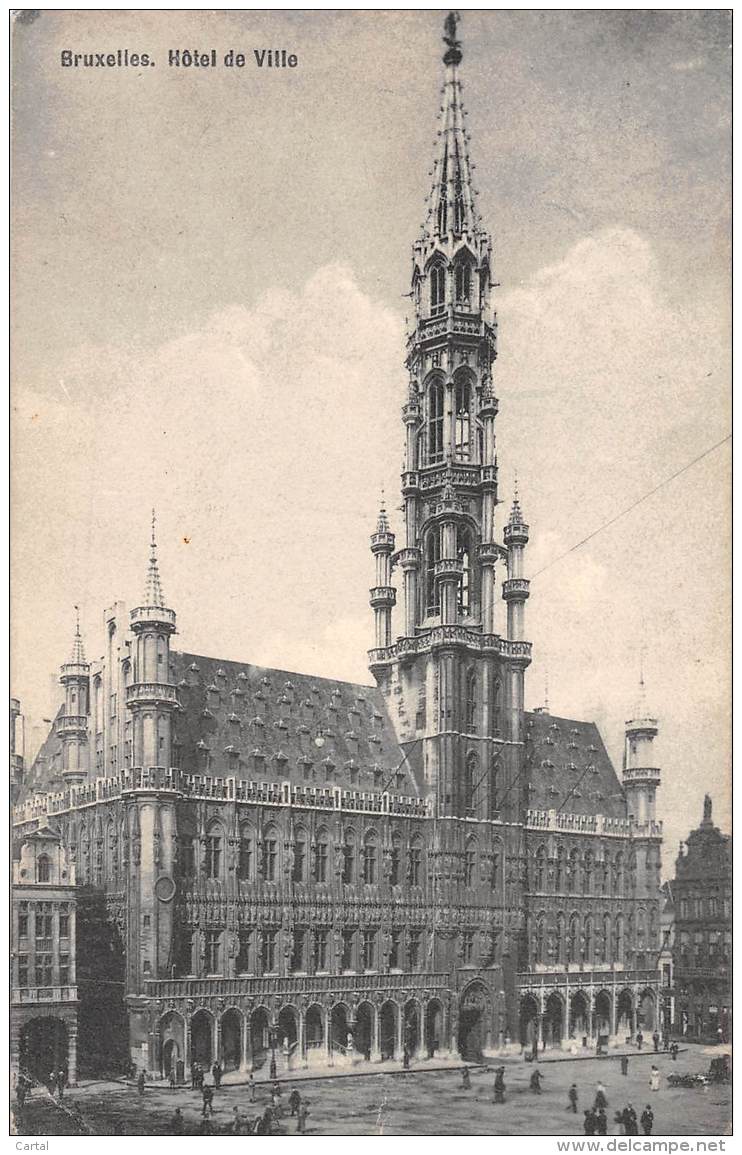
[671,796,731,1042]
[12,15,663,1079]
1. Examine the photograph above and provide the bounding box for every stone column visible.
[371,1004,381,1062]
[396,1004,404,1060]
[240,1011,250,1073]
[297,1009,306,1068]
[214,1014,221,1065]
[68,1020,78,1085]
[185,1017,192,1075]
[324,1008,332,1066]
[564,992,571,1046]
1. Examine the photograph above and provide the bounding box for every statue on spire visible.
[442,11,462,65]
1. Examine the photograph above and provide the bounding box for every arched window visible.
[36,855,51,884]
[555,846,565,892]
[535,845,547,891]
[464,751,478,817]
[465,668,477,732]
[205,823,223,879]
[454,379,471,460]
[430,262,445,315]
[425,528,441,615]
[238,827,253,881]
[568,849,580,894]
[390,833,402,886]
[362,831,378,885]
[602,912,612,962]
[342,832,355,885]
[437,197,448,237]
[262,825,279,882]
[583,850,594,895]
[536,915,546,964]
[568,914,580,964]
[454,193,464,234]
[491,680,503,737]
[584,916,593,963]
[555,912,565,963]
[408,835,423,886]
[455,261,472,304]
[615,915,625,963]
[314,828,329,883]
[292,828,307,883]
[427,380,444,463]
[464,836,477,887]
[457,527,472,614]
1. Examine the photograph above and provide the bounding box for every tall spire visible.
[426,12,478,241]
[508,475,525,527]
[69,604,87,664]
[143,508,166,608]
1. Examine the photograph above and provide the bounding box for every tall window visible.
[35,955,53,986]
[205,829,222,879]
[464,839,477,887]
[18,908,28,938]
[314,833,328,883]
[362,928,377,971]
[455,261,472,304]
[36,856,51,884]
[584,917,593,962]
[465,668,477,731]
[205,931,221,973]
[291,928,306,972]
[237,929,252,973]
[535,846,547,891]
[390,835,401,886]
[263,829,278,882]
[292,832,307,883]
[430,262,446,313]
[262,930,277,973]
[408,838,423,886]
[458,528,472,613]
[462,930,475,965]
[342,837,355,885]
[425,529,441,615]
[583,851,594,895]
[36,909,52,939]
[18,955,29,987]
[390,928,402,969]
[408,930,422,970]
[59,911,70,939]
[491,680,503,736]
[615,916,624,963]
[342,929,355,970]
[454,380,471,460]
[437,194,448,236]
[427,381,444,463]
[238,832,253,881]
[568,916,579,964]
[464,751,478,817]
[454,194,464,235]
[363,833,377,884]
[555,913,565,963]
[315,929,329,971]
[602,913,611,962]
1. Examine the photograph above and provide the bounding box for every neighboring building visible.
[12,14,664,1078]
[658,880,675,1034]
[672,796,731,1041]
[11,826,78,1083]
[11,696,24,804]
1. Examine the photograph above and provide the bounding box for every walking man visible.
[636,1030,644,1050]
[530,1068,544,1094]
[461,1066,472,1090]
[621,1054,629,1076]
[641,1105,654,1135]
[493,1066,506,1104]
[670,1042,679,1062]
[202,1082,214,1118]
[289,1087,302,1116]
[625,1103,638,1135]
[297,1098,309,1134]
[568,1084,578,1113]
[652,1031,660,1053]
[594,1082,607,1111]
[56,1069,66,1099]
[212,1061,222,1089]
[137,1070,146,1095]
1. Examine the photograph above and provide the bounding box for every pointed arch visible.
[205,819,224,880]
[424,525,441,615]
[430,260,446,316]
[465,666,477,731]
[427,378,445,463]
[454,378,471,461]
[463,749,478,817]
[457,526,473,614]
[464,834,478,887]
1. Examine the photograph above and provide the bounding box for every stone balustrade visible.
[143,970,449,1001]
[12,985,78,1004]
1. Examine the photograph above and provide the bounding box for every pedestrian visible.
[198,1116,213,1135]
[615,1108,627,1135]
[621,1054,629,1076]
[641,1105,654,1135]
[231,1105,242,1134]
[190,1060,197,1090]
[568,1084,578,1113]
[670,1042,679,1062]
[261,1105,275,1135]
[625,1103,638,1135]
[402,1047,410,1070]
[662,1032,669,1051]
[202,1082,214,1117]
[271,1088,282,1118]
[212,1061,222,1089]
[56,1069,66,1099]
[650,1065,660,1092]
[289,1087,302,1116]
[493,1066,506,1104]
[171,1107,185,1135]
[596,1108,608,1136]
[530,1068,544,1094]
[636,1031,644,1051]
[594,1082,607,1111]
[297,1098,309,1134]
[47,1070,56,1096]
[583,1108,596,1135]
[137,1070,146,1095]
[169,1064,177,1090]
[461,1066,471,1090]
[652,1031,660,1053]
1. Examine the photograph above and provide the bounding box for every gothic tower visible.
[369,13,532,825]
[58,611,90,787]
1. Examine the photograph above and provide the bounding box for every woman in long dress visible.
[650,1065,660,1092]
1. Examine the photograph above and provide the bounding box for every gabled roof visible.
[524,711,626,819]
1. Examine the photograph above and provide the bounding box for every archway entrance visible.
[459,982,490,1059]
[379,1001,396,1061]
[403,1000,420,1057]
[519,994,539,1049]
[594,992,611,1038]
[617,990,634,1038]
[544,993,564,1048]
[570,992,590,1041]
[191,1010,213,1067]
[251,1007,270,1070]
[425,999,444,1057]
[638,989,656,1032]
[305,1005,323,1057]
[354,1002,374,1060]
[331,1004,350,1054]
[221,1009,242,1072]
[159,1012,185,1078]
[19,1018,68,1084]
[278,1007,297,1048]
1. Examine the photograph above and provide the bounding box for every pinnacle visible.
[143,508,167,608]
[376,490,391,534]
[69,605,88,665]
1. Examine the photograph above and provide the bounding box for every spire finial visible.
[144,508,166,607]
[376,488,390,534]
[426,10,477,239]
[443,11,461,62]
[509,473,524,526]
[69,605,87,664]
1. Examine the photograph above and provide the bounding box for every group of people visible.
[613,1104,655,1135]
[188,1060,222,1091]
[169,1079,310,1135]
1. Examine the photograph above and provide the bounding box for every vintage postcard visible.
[10,8,731,1140]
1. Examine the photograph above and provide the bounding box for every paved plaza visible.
[14,1044,731,1137]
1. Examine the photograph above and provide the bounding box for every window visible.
[36,910,52,939]
[237,930,252,973]
[314,835,328,883]
[205,831,222,879]
[315,929,328,971]
[454,380,471,460]
[390,928,402,969]
[36,856,51,884]
[408,930,422,970]
[408,839,422,886]
[491,680,502,737]
[342,838,355,885]
[464,752,478,817]
[390,837,401,886]
[363,928,377,970]
[535,847,546,891]
[458,528,472,613]
[110,692,117,718]
[437,196,448,236]
[363,833,377,884]
[568,917,579,964]
[430,263,446,314]
[292,834,307,883]
[464,841,477,887]
[59,954,70,985]
[262,930,277,973]
[238,834,253,881]
[342,929,355,971]
[205,931,221,974]
[462,930,474,965]
[708,897,718,917]
[568,850,579,894]
[18,955,29,987]
[454,194,464,234]
[291,929,306,972]
[143,914,151,929]
[18,911,28,938]
[584,917,593,962]
[465,668,477,731]
[425,528,441,614]
[427,380,445,465]
[455,262,472,304]
[263,830,278,882]
[35,954,53,986]
[180,839,196,877]
[584,851,594,895]
[555,848,565,891]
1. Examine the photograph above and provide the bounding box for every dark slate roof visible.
[171,651,417,795]
[20,704,66,801]
[524,710,626,819]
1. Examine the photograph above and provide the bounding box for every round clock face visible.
[154,875,176,903]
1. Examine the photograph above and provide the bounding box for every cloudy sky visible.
[11,10,730,863]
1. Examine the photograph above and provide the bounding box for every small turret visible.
[10,696,24,802]
[58,607,91,786]
[369,495,396,649]
[502,483,530,641]
[623,668,660,826]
